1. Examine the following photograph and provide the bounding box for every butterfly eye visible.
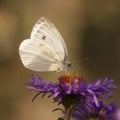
[67,62,72,68]
[64,60,72,68]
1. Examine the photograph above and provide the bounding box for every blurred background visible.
[0,0,120,120]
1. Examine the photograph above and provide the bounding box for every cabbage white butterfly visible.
[19,17,71,72]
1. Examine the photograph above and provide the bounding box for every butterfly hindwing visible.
[19,39,63,71]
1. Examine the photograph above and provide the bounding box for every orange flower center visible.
[58,73,84,87]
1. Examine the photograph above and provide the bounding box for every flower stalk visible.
[65,107,71,120]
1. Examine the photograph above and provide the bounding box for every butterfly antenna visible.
[72,58,88,64]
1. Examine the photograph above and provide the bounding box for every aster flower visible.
[27,73,86,104]
[85,78,117,106]
[26,73,117,120]
[72,100,120,120]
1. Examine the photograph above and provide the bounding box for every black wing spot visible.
[42,35,46,40]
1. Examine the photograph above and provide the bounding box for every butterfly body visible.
[19,17,70,72]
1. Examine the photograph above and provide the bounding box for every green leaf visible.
[52,108,64,113]
[57,117,64,120]
[32,92,43,101]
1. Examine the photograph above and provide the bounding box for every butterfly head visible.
[63,60,72,72]
[57,60,71,73]
[65,60,72,68]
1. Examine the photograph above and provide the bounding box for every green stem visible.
[65,106,73,120]
[65,108,70,120]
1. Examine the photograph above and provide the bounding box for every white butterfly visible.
[19,17,71,72]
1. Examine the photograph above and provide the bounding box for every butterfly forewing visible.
[30,17,68,59]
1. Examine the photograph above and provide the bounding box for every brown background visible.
[0,0,120,120]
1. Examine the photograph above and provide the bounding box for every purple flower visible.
[72,101,120,120]
[27,74,86,105]
[27,74,116,108]
[85,78,117,106]
[26,73,118,120]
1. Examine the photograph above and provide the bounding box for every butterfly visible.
[19,17,71,72]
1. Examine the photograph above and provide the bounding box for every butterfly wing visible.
[30,17,68,60]
[19,39,64,71]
